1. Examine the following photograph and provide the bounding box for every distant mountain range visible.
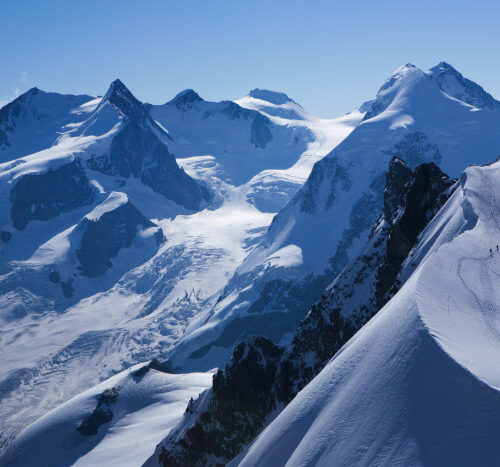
[2,62,500,467]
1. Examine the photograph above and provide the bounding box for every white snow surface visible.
[0,82,358,448]
[85,191,129,221]
[0,362,214,467]
[234,160,500,466]
[168,62,500,372]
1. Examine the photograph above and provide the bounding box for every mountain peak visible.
[362,63,426,120]
[428,61,500,111]
[102,79,145,118]
[168,89,203,108]
[432,61,454,71]
[248,88,294,106]
[25,86,41,96]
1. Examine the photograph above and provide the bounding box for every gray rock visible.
[75,197,164,278]
[10,159,95,231]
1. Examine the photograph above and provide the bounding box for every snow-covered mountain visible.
[167,62,500,373]
[0,87,94,162]
[150,157,455,466]
[234,158,500,466]
[3,61,500,466]
[0,360,214,467]
[0,80,358,449]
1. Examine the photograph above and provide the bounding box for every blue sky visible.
[2,0,500,116]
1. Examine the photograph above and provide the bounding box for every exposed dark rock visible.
[75,196,164,278]
[10,159,95,230]
[0,87,92,151]
[155,158,456,466]
[250,113,272,149]
[383,156,412,220]
[0,89,41,149]
[430,61,500,111]
[87,110,210,210]
[132,359,171,380]
[0,231,11,243]
[158,337,283,466]
[105,79,147,119]
[376,160,454,307]
[384,132,442,168]
[77,387,119,436]
[61,278,74,298]
[48,270,60,283]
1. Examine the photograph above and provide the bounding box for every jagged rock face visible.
[10,159,95,230]
[157,337,283,466]
[290,159,455,389]
[430,61,500,111]
[155,159,455,465]
[105,79,147,119]
[375,161,454,307]
[383,156,412,219]
[88,105,210,211]
[75,197,164,277]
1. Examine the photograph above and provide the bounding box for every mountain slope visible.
[150,158,455,466]
[235,160,500,466]
[0,361,214,467]
[0,87,95,162]
[0,79,214,446]
[167,62,500,373]
[0,82,358,451]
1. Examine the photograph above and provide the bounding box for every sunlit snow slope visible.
[235,160,500,466]
[169,62,500,372]
[0,362,214,467]
[0,82,359,447]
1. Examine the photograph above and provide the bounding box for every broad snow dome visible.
[248,88,295,106]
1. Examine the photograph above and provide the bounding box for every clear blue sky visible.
[2,0,500,116]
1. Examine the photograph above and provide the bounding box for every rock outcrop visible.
[10,158,95,230]
[153,158,455,465]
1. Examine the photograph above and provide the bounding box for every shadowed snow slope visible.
[167,62,500,372]
[0,362,214,467]
[234,160,500,466]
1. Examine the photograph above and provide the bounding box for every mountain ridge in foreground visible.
[235,159,500,466]
[2,61,500,466]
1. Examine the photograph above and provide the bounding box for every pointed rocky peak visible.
[22,87,41,98]
[0,87,43,117]
[167,89,203,108]
[430,61,454,72]
[383,156,412,220]
[428,61,500,111]
[248,88,296,106]
[101,79,147,118]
